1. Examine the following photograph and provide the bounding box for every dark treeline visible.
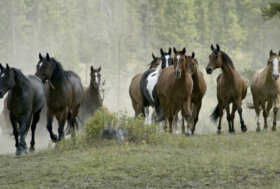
[0,0,279,112]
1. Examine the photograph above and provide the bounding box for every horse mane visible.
[220,51,235,69]
[49,57,69,80]
[11,68,29,85]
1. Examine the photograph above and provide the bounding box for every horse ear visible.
[269,49,275,57]
[173,47,177,54]
[211,44,215,51]
[182,48,186,54]
[152,53,156,60]
[160,48,164,56]
[0,63,4,71]
[6,64,10,70]
[46,53,50,61]
[216,44,220,51]
[39,53,43,61]
[90,66,94,72]
[168,47,171,55]
[97,66,101,72]
[192,52,195,58]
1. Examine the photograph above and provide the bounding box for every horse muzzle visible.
[174,70,181,78]
[273,74,279,80]
[206,67,213,74]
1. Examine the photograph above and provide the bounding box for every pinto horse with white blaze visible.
[249,50,280,132]
[206,44,247,134]
[140,48,173,123]
[129,53,161,117]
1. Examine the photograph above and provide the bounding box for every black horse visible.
[0,64,45,155]
[35,53,83,142]
[140,48,173,123]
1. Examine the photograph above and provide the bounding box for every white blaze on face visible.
[95,73,99,83]
[165,55,170,66]
[1,73,5,78]
[272,58,279,76]
[176,55,180,70]
[39,62,43,68]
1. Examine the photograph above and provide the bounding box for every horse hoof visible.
[51,135,58,143]
[217,130,222,135]
[241,126,247,133]
[256,127,261,132]
[272,127,277,132]
[15,147,23,156]
[185,132,191,137]
[229,130,235,134]
[29,147,35,153]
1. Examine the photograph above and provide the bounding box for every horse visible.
[206,44,247,134]
[129,53,161,117]
[140,48,173,123]
[249,50,280,132]
[183,53,207,134]
[156,48,194,134]
[79,66,103,123]
[0,64,45,155]
[35,53,83,142]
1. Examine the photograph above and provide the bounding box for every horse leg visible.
[253,97,261,132]
[261,101,268,130]
[231,103,237,133]
[235,99,247,133]
[29,108,42,152]
[183,98,192,136]
[217,102,223,134]
[144,107,150,124]
[10,113,20,155]
[191,102,201,135]
[69,105,80,136]
[181,110,185,134]
[18,112,32,154]
[168,115,173,133]
[46,111,57,142]
[265,100,273,130]
[272,97,279,131]
[225,104,233,133]
[58,110,68,141]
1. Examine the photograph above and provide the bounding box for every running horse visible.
[35,53,83,142]
[206,44,247,133]
[156,48,194,134]
[129,53,161,117]
[249,50,280,132]
[140,48,173,123]
[0,64,45,155]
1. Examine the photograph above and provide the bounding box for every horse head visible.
[90,66,101,89]
[160,47,173,69]
[268,50,280,80]
[148,53,161,69]
[35,53,55,82]
[206,44,223,74]
[0,64,15,98]
[173,47,188,78]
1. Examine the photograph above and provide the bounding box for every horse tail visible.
[210,104,221,124]
[247,102,255,109]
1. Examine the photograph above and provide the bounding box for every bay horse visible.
[129,53,161,117]
[79,66,103,122]
[156,48,193,134]
[140,48,173,123]
[0,64,45,155]
[249,50,280,132]
[185,54,207,134]
[35,53,83,142]
[206,44,247,134]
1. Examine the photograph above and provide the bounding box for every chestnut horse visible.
[79,66,103,122]
[129,53,161,117]
[156,48,193,134]
[35,53,83,142]
[249,50,280,132]
[206,44,247,134]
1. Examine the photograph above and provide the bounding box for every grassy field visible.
[0,130,280,188]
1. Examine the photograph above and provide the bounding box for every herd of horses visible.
[129,44,280,135]
[0,45,280,156]
[0,53,104,155]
